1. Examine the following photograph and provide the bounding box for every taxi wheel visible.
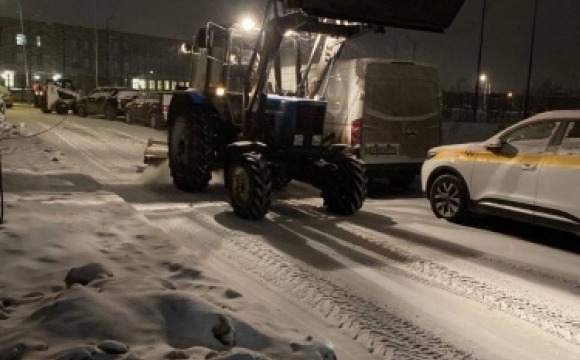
[429,174,470,222]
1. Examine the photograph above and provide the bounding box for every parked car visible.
[422,110,580,235]
[76,87,139,120]
[125,92,172,129]
[0,85,14,109]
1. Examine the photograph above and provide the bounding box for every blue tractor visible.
[166,0,465,219]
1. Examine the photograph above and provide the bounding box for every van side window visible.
[559,121,580,155]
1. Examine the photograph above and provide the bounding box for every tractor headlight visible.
[215,87,226,97]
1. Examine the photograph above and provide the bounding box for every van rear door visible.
[361,62,441,164]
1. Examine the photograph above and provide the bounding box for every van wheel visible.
[429,174,470,222]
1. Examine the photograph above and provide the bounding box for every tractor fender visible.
[323,144,352,161]
[225,141,269,161]
[224,141,269,189]
[167,91,214,127]
[167,91,237,162]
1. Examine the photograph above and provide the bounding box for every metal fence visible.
[442,91,580,124]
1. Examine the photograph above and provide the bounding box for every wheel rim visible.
[433,180,461,218]
[231,166,250,204]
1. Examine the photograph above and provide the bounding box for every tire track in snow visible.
[333,223,580,346]
[180,210,474,360]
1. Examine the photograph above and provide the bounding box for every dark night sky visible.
[1,0,580,92]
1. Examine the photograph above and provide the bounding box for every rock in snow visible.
[0,342,49,360]
[212,314,235,346]
[64,263,113,288]
[97,340,129,354]
[164,349,188,359]
[210,349,272,360]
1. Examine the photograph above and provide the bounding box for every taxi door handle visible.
[521,163,537,171]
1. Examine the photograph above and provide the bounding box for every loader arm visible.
[285,0,466,32]
[243,0,466,138]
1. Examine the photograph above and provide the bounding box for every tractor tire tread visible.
[323,153,366,216]
[169,116,213,192]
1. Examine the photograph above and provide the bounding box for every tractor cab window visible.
[206,24,229,90]
[227,29,260,93]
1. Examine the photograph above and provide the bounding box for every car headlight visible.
[426,149,438,160]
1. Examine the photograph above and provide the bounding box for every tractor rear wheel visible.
[322,153,366,215]
[227,152,272,220]
[168,115,212,192]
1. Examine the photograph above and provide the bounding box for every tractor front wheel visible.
[227,152,272,220]
[322,153,366,215]
[168,115,213,192]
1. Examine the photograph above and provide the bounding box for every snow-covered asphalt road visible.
[5,107,580,360]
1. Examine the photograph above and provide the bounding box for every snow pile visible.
[0,135,331,360]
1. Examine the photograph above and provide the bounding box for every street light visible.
[241,17,257,31]
[473,0,488,121]
[106,14,118,85]
[524,0,539,117]
[7,0,30,102]
[480,74,491,111]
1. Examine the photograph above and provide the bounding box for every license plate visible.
[366,144,399,155]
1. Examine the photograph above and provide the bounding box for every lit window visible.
[132,78,146,90]
[36,36,41,47]
[164,80,171,90]
[16,33,26,46]
[1,71,15,87]
[148,80,155,90]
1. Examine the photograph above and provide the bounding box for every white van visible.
[323,59,442,187]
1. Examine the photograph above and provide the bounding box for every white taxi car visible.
[422,111,580,235]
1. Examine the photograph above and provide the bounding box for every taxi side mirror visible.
[485,139,503,152]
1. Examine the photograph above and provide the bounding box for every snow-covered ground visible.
[1,106,579,360]
[0,110,342,360]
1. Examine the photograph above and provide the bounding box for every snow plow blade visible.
[285,0,466,32]
[144,138,168,165]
